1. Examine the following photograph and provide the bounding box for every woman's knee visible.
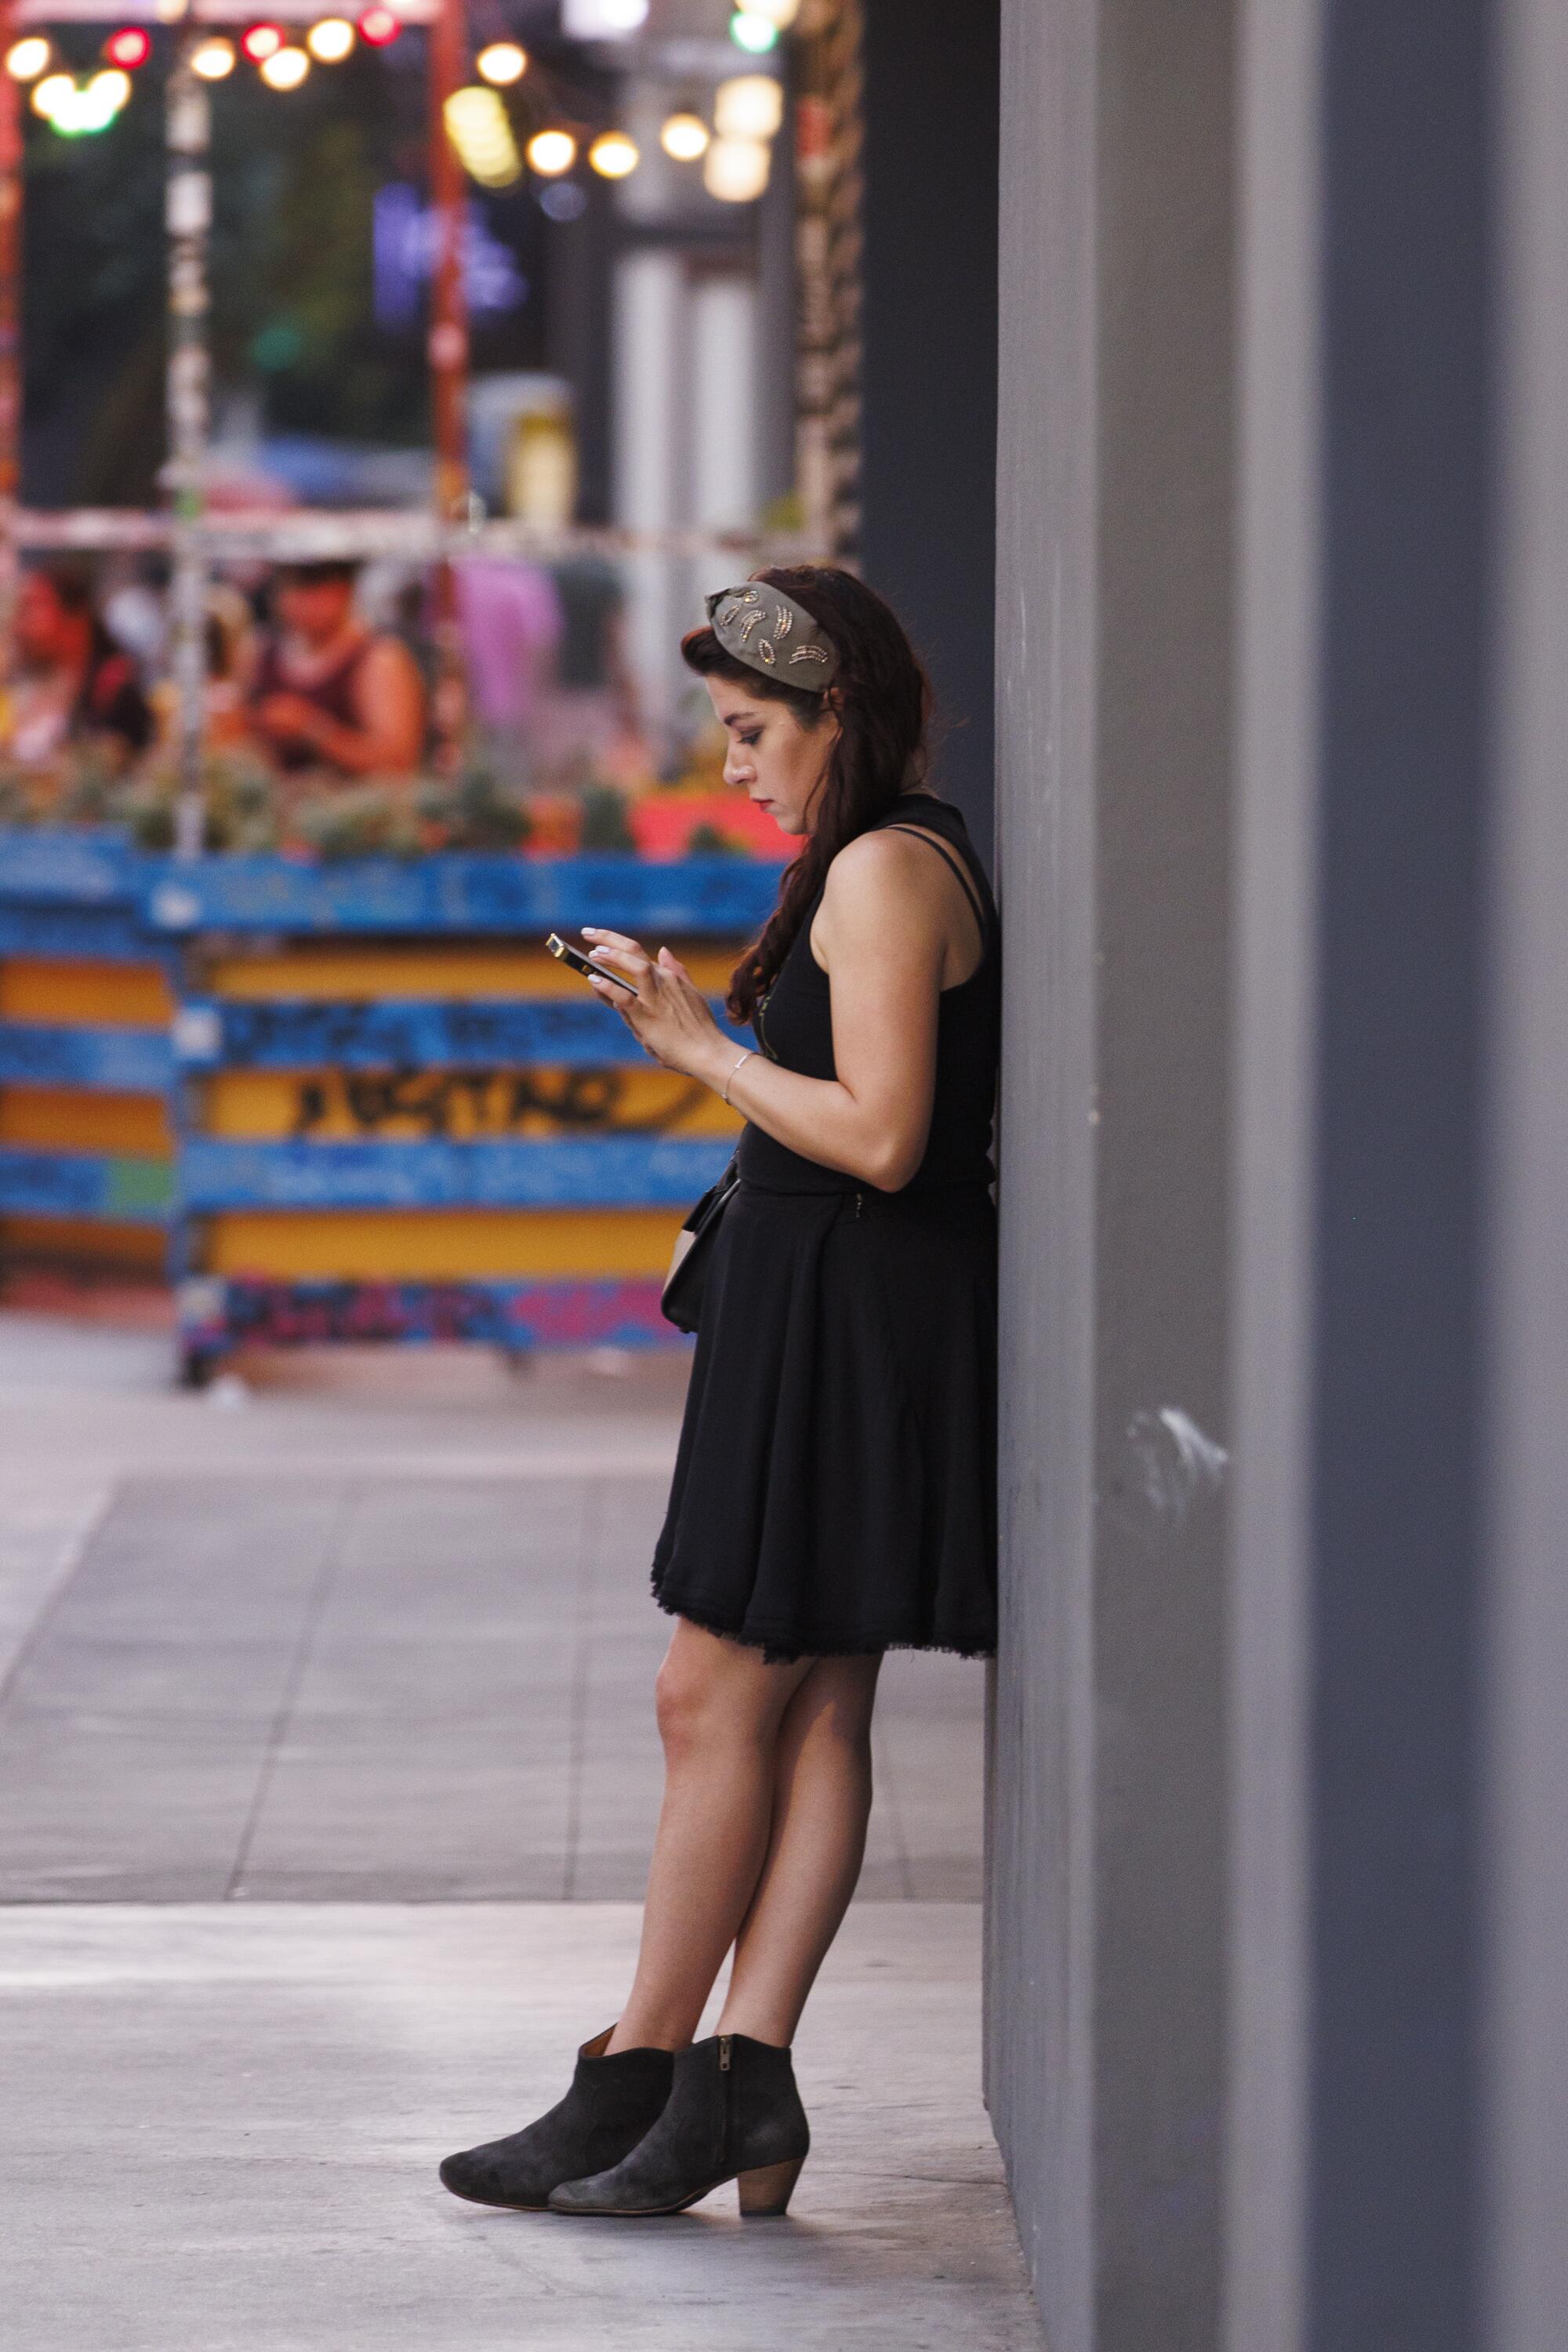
[654,1646,710,1757]
[654,1625,791,1761]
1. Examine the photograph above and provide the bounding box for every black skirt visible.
[652,1179,998,1662]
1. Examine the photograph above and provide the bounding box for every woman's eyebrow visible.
[724,710,760,728]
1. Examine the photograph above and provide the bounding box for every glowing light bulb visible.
[31,71,73,117]
[589,130,638,179]
[714,74,782,141]
[527,129,576,176]
[740,0,799,24]
[5,36,52,81]
[191,36,236,77]
[476,41,526,85]
[104,27,151,68]
[704,134,770,202]
[357,5,401,43]
[307,16,354,60]
[445,85,521,187]
[660,111,710,162]
[729,12,778,53]
[89,66,132,107]
[241,22,282,60]
[260,42,310,86]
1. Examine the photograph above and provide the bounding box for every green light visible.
[730,12,779,52]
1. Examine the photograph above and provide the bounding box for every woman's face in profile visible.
[706,674,836,837]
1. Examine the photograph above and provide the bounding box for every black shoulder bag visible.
[660,1156,741,1335]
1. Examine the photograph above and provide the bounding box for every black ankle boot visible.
[548,2031,808,2218]
[439,2028,674,2212]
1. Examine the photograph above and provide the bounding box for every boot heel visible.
[738,2157,804,2217]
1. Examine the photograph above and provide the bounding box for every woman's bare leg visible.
[717,1653,883,2047]
[608,1620,812,2053]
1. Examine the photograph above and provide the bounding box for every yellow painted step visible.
[0,960,172,1025]
[0,1089,172,1154]
[206,942,740,1000]
[202,1207,681,1280]
[200,1065,740,1142]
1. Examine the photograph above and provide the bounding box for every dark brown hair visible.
[681,565,932,1023]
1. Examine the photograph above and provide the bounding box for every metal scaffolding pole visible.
[0,0,23,669]
[426,0,470,764]
[165,35,211,860]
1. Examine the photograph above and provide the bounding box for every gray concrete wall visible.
[989,0,1568,2345]
[988,3,1236,2346]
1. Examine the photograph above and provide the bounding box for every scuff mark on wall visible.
[1126,1406,1230,1524]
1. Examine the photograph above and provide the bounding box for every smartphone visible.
[546,932,638,995]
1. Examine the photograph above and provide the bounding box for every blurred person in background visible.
[535,553,644,777]
[246,559,426,779]
[6,563,154,769]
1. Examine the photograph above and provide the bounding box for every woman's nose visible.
[724,745,753,786]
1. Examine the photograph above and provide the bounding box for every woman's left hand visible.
[581,928,728,1082]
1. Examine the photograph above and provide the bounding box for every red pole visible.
[0,0,23,681]
[428,0,469,764]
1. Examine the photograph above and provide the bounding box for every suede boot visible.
[549,2031,808,2218]
[439,2028,674,2211]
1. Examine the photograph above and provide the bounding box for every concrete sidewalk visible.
[0,1313,1040,2350]
[0,1902,1039,2352]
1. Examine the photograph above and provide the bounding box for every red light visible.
[240,22,284,60]
[357,5,400,43]
[104,25,151,67]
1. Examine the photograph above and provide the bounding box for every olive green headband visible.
[703,583,839,688]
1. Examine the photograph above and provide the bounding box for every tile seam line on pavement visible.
[0,1484,116,1721]
[223,1486,361,1903]
[561,1478,599,1904]
[8,1459,681,1483]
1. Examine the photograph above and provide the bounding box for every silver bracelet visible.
[721,1047,753,1107]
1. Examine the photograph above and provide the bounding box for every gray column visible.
[1485,16,1568,2352]
[989,2,1236,2347]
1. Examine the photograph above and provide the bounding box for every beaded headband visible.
[703,583,839,688]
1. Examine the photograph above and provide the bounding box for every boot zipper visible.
[718,2034,734,2175]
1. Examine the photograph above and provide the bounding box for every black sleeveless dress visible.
[651,794,1000,1661]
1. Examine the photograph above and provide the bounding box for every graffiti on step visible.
[285,1065,708,1141]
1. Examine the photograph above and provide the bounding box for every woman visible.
[440,568,999,2222]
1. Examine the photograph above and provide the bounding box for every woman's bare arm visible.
[583,831,955,1192]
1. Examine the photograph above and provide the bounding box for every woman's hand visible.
[581,928,731,1086]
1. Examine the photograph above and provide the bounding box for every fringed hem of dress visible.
[653,1577,998,1668]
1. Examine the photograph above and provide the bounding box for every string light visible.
[259,42,310,86]
[526,128,576,176]
[4,36,52,80]
[704,134,770,201]
[191,36,236,77]
[589,129,638,179]
[104,27,151,68]
[660,111,710,161]
[31,71,74,117]
[357,6,401,45]
[739,0,800,24]
[306,16,355,60]
[728,12,778,53]
[445,84,521,186]
[240,23,283,60]
[34,68,130,132]
[476,40,527,85]
[714,73,782,141]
